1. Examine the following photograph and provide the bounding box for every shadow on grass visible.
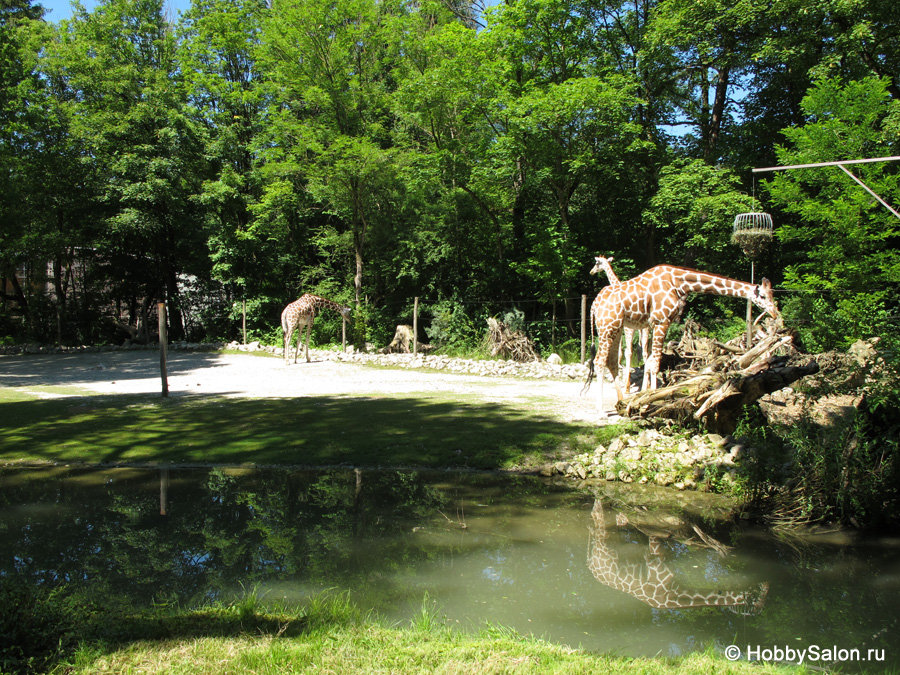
[0,575,360,675]
[0,392,591,470]
[0,351,228,387]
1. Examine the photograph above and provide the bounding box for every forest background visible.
[1,0,899,358]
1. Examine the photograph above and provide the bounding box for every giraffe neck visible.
[297,293,349,314]
[600,261,620,285]
[308,295,344,313]
[665,268,767,311]
[589,501,767,612]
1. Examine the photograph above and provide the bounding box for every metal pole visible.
[752,155,900,173]
[746,260,754,349]
[158,301,168,397]
[752,155,900,221]
[835,164,900,220]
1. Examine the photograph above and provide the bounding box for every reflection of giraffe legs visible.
[588,499,769,613]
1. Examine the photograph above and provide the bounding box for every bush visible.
[0,578,76,674]
[736,344,900,529]
[425,300,480,352]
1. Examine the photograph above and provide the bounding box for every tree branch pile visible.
[485,317,539,362]
[616,322,819,434]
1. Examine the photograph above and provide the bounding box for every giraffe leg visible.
[303,324,312,363]
[283,327,293,365]
[607,329,625,402]
[644,323,668,390]
[594,334,625,415]
[623,328,634,394]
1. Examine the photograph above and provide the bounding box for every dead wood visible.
[616,324,818,434]
[486,317,539,362]
[381,324,413,353]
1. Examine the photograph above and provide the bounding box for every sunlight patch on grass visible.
[0,390,611,470]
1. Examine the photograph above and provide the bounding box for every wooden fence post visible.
[581,294,587,363]
[158,301,168,397]
[242,299,247,345]
[413,296,419,356]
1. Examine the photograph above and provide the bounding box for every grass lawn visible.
[0,382,612,470]
[5,368,780,675]
[14,587,806,675]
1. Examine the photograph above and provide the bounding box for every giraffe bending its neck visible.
[588,500,769,614]
[281,294,352,365]
[589,255,649,394]
[587,265,780,413]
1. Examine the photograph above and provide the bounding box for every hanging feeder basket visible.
[732,212,774,258]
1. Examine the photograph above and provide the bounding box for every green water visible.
[1,467,897,670]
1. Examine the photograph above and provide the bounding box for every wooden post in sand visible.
[158,301,168,397]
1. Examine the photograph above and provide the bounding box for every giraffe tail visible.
[581,343,597,395]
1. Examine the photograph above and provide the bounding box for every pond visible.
[1,466,897,671]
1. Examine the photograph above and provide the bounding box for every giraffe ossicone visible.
[586,263,781,415]
[281,294,352,365]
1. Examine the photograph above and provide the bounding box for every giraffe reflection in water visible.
[588,499,769,614]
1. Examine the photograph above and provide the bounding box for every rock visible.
[608,437,626,455]
[620,448,642,461]
[546,353,563,365]
[635,429,661,446]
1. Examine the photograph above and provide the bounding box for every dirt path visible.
[0,350,615,425]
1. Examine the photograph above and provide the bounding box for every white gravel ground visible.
[0,350,617,425]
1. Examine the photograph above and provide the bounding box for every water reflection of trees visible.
[0,468,451,607]
[0,468,896,664]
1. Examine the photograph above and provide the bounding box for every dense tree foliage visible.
[1,0,898,352]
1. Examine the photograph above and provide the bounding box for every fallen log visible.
[615,327,818,434]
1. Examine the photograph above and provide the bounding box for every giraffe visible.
[588,499,769,614]
[586,265,780,413]
[589,255,649,393]
[281,294,352,365]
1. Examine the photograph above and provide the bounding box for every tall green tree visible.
[0,0,44,321]
[765,76,900,350]
[643,158,757,274]
[179,0,272,325]
[644,0,770,163]
[260,0,405,308]
[48,0,207,340]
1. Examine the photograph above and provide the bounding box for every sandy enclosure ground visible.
[0,351,615,425]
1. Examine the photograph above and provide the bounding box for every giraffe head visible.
[339,305,352,321]
[751,278,781,324]
[589,255,615,278]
